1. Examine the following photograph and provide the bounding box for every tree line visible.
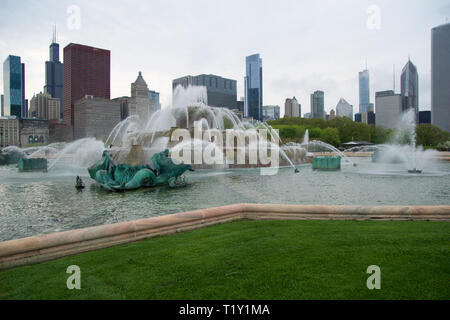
[267,117,449,150]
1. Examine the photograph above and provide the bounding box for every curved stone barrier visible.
[0,203,245,270]
[0,204,449,270]
[243,204,450,221]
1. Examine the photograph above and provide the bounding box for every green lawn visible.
[0,220,449,300]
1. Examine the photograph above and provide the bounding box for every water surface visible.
[0,157,449,241]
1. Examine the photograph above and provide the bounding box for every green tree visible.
[267,116,392,145]
[320,127,341,147]
[416,124,449,147]
[309,127,323,139]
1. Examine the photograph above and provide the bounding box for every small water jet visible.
[47,138,105,171]
[372,109,437,174]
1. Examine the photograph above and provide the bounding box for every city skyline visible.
[0,0,449,118]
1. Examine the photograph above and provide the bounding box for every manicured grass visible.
[0,220,449,300]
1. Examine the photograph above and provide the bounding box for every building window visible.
[28,135,33,144]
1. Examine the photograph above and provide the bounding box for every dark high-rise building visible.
[431,23,450,132]
[245,54,263,120]
[44,29,63,119]
[401,59,419,121]
[365,111,376,125]
[236,100,244,113]
[419,111,431,124]
[311,90,325,119]
[3,55,26,118]
[63,43,110,131]
[172,74,236,109]
[355,113,362,123]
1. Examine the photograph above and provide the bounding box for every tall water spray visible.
[373,109,438,173]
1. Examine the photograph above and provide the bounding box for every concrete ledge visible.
[0,204,449,270]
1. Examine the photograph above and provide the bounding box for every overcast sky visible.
[1,0,449,117]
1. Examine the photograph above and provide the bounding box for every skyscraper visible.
[375,90,402,130]
[29,92,61,120]
[3,55,26,118]
[359,69,373,113]
[236,98,244,113]
[129,72,156,120]
[419,111,431,124]
[149,90,161,111]
[112,72,156,122]
[244,54,263,120]
[172,74,237,109]
[262,105,280,121]
[63,43,110,133]
[401,59,419,121]
[431,23,450,132]
[336,98,353,120]
[284,97,299,118]
[310,91,325,119]
[44,29,63,119]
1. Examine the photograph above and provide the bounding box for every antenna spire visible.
[52,25,57,43]
[393,64,396,92]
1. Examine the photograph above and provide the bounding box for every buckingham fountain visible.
[0,87,443,181]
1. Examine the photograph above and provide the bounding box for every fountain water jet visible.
[373,109,438,174]
[47,138,105,171]
[103,85,301,172]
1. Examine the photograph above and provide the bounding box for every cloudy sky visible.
[1,0,449,116]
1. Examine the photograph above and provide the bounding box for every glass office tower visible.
[149,90,161,111]
[401,59,419,120]
[359,69,372,113]
[311,90,325,119]
[244,54,263,120]
[3,55,25,118]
